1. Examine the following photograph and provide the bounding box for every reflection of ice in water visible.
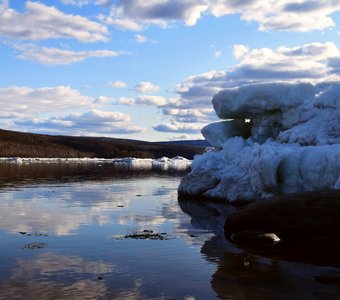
[0,156,192,171]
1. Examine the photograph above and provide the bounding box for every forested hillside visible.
[0,129,205,159]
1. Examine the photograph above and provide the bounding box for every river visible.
[0,162,338,299]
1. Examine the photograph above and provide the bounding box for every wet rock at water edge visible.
[224,190,340,248]
[230,230,281,247]
[313,272,340,286]
[224,190,340,266]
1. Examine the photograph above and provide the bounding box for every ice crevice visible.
[178,82,340,202]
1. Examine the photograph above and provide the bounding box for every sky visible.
[1,0,340,141]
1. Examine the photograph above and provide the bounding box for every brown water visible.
[0,163,339,299]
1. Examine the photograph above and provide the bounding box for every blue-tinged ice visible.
[179,82,340,201]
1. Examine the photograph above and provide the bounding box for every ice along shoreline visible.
[0,156,192,171]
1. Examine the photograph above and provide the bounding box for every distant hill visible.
[159,140,210,147]
[0,129,207,159]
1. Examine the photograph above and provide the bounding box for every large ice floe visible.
[179,82,340,202]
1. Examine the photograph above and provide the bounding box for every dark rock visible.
[313,274,340,286]
[230,230,280,247]
[224,190,340,266]
[225,190,340,245]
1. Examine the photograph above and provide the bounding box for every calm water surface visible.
[0,163,339,299]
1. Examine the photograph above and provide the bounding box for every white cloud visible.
[0,86,92,115]
[0,85,145,135]
[15,109,145,135]
[233,44,249,59]
[96,0,111,6]
[209,0,340,32]
[175,42,340,107]
[0,0,8,14]
[133,81,160,94]
[214,50,222,58]
[5,1,337,40]
[61,0,91,6]
[120,95,167,106]
[229,42,339,83]
[135,34,147,43]
[153,121,202,133]
[161,107,215,123]
[104,0,208,31]
[119,97,135,106]
[135,95,166,105]
[107,80,128,88]
[4,1,337,38]
[14,44,121,65]
[64,109,131,123]
[168,134,199,141]
[158,41,340,132]
[174,70,228,107]
[0,1,109,42]
[62,0,111,7]
[93,96,115,105]
[104,16,144,31]
[102,0,340,32]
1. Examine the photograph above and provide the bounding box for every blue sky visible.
[1,0,340,141]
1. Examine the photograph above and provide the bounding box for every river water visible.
[0,162,339,299]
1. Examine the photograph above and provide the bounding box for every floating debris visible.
[18,232,48,237]
[23,242,48,250]
[113,230,171,240]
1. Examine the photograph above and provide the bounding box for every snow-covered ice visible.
[0,156,192,171]
[179,82,340,202]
